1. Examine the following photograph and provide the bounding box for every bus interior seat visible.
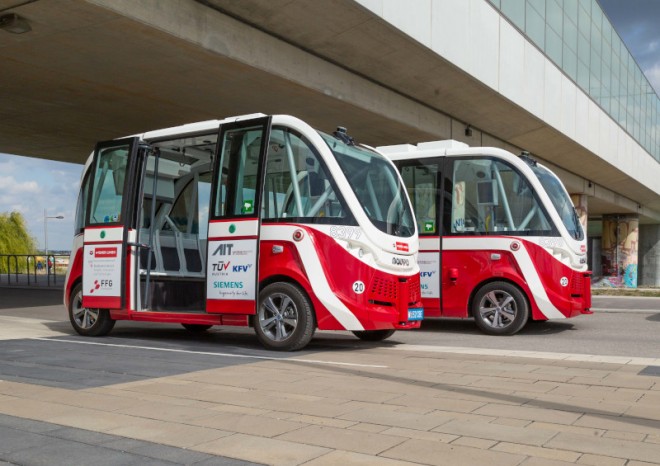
[159,231,181,272]
[181,232,203,274]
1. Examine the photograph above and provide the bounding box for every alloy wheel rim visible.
[478,290,516,328]
[72,290,99,329]
[259,292,298,341]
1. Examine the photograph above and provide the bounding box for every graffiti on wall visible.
[600,215,638,288]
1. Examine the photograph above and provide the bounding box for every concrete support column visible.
[601,215,639,288]
[639,224,660,287]
[570,194,588,234]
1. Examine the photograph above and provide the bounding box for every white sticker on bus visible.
[207,239,257,301]
[418,252,440,298]
[83,244,123,297]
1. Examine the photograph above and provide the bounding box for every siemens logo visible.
[213,281,244,289]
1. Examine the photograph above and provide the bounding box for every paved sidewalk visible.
[0,313,659,466]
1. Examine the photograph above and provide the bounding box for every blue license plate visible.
[408,308,424,321]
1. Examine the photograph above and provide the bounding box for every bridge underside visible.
[0,0,658,220]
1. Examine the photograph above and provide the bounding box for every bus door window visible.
[261,128,347,221]
[88,147,129,225]
[448,158,553,235]
[75,171,91,235]
[400,161,439,235]
[214,126,262,218]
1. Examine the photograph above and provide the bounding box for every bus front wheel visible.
[254,282,315,351]
[352,329,396,341]
[68,283,116,337]
[472,281,529,336]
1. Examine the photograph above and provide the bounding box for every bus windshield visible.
[529,163,584,240]
[319,132,415,238]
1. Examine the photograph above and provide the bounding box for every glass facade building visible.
[489,0,660,162]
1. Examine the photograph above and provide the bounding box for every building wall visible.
[354,0,660,204]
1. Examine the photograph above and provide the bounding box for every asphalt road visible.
[1,289,658,360]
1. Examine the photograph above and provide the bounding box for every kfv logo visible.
[421,271,435,278]
[233,264,252,272]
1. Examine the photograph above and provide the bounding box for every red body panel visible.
[65,246,83,306]
[422,237,590,321]
[67,226,422,331]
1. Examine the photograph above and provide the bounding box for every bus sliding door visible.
[398,159,443,317]
[206,117,271,315]
[82,138,140,310]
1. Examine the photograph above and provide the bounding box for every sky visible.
[1,1,659,252]
[0,153,82,251]
[599,0,660,94]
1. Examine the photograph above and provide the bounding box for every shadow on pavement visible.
[645,313,660,322]
[418,317,575,336]
[0,288,63,310]
[276,352,660,433]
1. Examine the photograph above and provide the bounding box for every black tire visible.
[472,281,529,335]
[254,282,315,351]
[352,329,396,341]
[182,324,213,333]
[68,283,116,337]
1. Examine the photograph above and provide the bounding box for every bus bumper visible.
[573,270,592,315]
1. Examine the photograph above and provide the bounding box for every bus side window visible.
[450,158,553,235]
[261,128,346,221]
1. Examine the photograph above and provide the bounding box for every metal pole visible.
[44,208,48,258]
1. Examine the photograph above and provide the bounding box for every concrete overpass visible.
[1,0,660,282]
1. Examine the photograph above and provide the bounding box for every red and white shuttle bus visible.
[64,114,422,351]
[381,140,591,335]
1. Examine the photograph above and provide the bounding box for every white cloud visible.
[0,175,40,195]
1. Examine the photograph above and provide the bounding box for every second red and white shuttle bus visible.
[381,140,591,335]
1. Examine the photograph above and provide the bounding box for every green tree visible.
[0,211,38,273]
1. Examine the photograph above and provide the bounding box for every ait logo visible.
[90,280,101,294]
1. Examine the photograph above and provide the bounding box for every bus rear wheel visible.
[472,281,529,335]
[254,282,315,351]
[352,329,396,341]
[68,283,116,337]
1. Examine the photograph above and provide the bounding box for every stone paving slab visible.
[0,413,259,465]
[2,312,660,465]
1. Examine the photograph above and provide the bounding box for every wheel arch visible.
[256,274,317,329]
[66,276,83,311]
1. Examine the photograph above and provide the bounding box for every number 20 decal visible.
[352,281,365,294]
